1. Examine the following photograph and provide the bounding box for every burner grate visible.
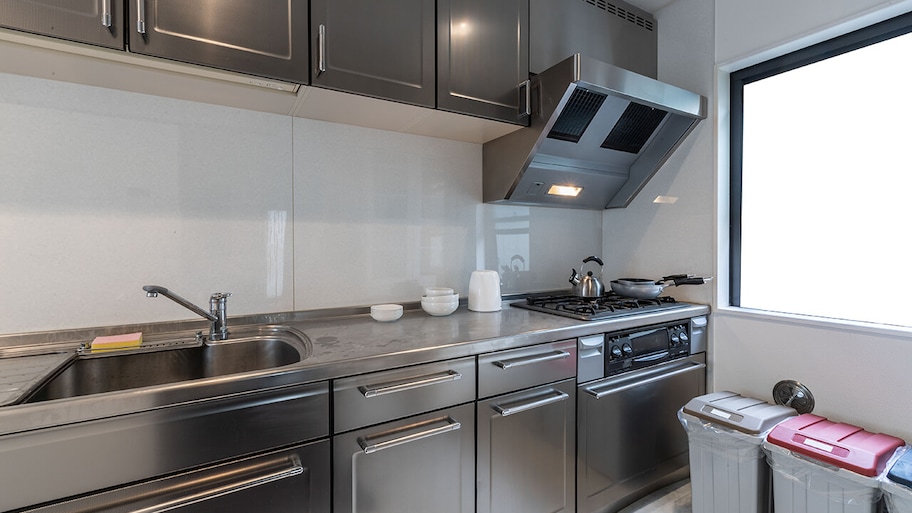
[514,292,683,321]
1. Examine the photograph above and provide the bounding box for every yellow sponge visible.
[91,332,143,353]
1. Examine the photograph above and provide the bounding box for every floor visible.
[618,479,693,513]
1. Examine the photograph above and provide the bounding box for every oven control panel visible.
[605,320,692,376]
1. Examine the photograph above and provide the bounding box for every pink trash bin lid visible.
[766,413,905,477]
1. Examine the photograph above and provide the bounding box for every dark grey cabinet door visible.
[0,0,124,49]
[437,0,529,125]
[128,0,308,84]
[310,0,436,107]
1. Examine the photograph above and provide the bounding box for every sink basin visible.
[24,325,311,403]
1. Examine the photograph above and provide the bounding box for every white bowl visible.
[421,300,458,316]
[370,304,403,322]
[420,293,459,303]
[425,287,455,297]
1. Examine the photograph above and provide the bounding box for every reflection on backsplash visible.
[1,70,602,334]
[492,207,530,293]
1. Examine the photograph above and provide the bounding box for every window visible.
[730,11,912,328]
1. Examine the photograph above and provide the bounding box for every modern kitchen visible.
[2,0,912,512]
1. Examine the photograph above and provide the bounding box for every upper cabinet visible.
[129,0,309,84]
[310,0,436,108]
[0,0,124,49]
[437,0,529,125]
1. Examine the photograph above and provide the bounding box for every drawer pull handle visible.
[493,350,570,370]
[358,416,461,454]
[492,390,569,417]
[129,457,303,513]
[359,370,462,398]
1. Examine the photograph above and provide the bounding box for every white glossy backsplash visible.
[0,72,602,334]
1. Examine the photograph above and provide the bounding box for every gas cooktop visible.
[511,292,688,321]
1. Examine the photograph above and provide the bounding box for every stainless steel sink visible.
[24,324,311,403]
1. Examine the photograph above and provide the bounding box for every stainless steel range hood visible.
[483,53,706,210]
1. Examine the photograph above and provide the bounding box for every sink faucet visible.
[142,285,231,341]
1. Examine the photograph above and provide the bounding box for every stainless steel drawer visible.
[334,357,476,433]
[478,340,577,399]
[21,440,330,513]
[0,381,329,512]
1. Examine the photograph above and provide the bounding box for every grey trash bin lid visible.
[683,391,797,435]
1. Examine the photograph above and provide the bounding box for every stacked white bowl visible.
[421,287,459,316]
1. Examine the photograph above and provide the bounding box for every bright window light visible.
[733,19,912,328]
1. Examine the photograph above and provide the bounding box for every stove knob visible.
[611,345,623,359]
[621,343,633,356]
[680,332,689,342]
[670,333,680,345]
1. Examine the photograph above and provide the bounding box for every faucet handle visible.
[210,292,232,301]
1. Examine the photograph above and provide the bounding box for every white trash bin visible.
[679,391,797,513]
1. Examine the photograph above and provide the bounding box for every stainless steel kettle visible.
[569,256,605,298]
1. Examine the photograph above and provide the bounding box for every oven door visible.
[577,354,706,513]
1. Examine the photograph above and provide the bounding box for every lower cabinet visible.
[333,402,475,513]
[476,378,577,513]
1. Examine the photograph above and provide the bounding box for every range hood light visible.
[547,185,583,197]
[653,195,679,204]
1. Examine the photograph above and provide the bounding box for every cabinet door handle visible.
[318,24,327,73]
[584,360,706,400]
[135,0,146,34]
[493,350,570,370]
[358,416,461,454]
[128,457,303,513]
[492,389,569,417]
[101,0,112,27]
[518,79,531,117]
[358,370,462,398]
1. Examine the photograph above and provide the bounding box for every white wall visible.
[712,0,912,440]
[600,0,715,308]
[0,72,601,335]
[609,0,912,440]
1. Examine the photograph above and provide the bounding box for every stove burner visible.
[512,292,684,321]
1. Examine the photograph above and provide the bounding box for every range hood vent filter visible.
[601,102,669,153]
[547,88,607,143]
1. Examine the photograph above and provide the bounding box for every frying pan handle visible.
[668,276,713,286]
[582,256,604,266]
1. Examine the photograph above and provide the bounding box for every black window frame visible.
[729,10,912,307]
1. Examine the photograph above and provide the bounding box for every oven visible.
[576,316,708,513]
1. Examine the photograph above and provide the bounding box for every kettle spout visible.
[569,268,581,286]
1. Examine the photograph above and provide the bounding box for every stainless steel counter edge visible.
[0,301,709,436]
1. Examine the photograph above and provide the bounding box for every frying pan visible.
[610,274,712,299]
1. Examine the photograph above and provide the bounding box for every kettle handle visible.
[582,256,604,267]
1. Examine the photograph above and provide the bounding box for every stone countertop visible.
[0,300,709,436]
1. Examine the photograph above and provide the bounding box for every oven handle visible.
[583,360,706,400]
[128,457,304,513]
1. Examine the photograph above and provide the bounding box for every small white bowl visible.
[370,304,403,322]
[425,287,455,297]
[420,293,459,303]
[421,300,458,316]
